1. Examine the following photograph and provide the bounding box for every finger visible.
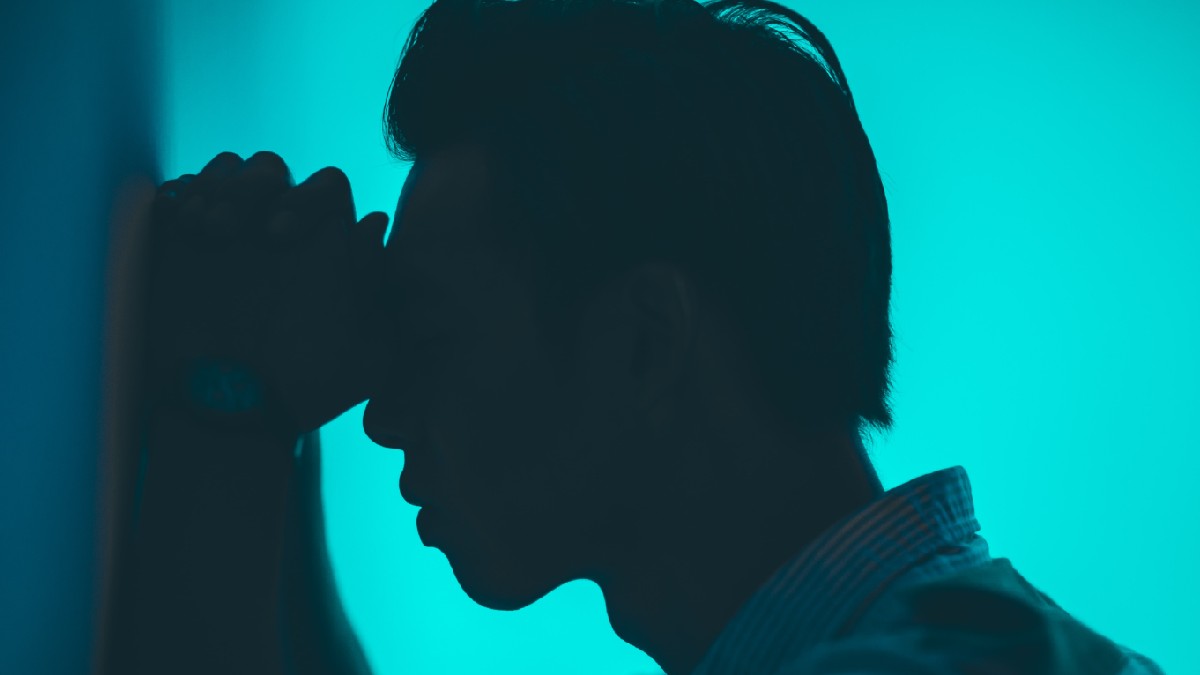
[202,199,242,241]
[212,152,296,239]
[265,209,302,244]
[363,210,391,271]
[175,193,209,236]
[152,173,197,224]
[348,212,389,280]
[263,209,348,252]
[352,211,389,250]
[188,152,244,200]
[244,150,291,179]
[200,151,244,178]
[274,166,356,240]
[218,151,294,211]
[155,173,196,200]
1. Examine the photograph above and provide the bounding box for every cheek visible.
[438,341,635,578]
[437,334,567,519]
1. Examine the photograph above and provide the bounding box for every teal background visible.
[153,1,1197,674]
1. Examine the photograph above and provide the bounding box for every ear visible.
[625,262,697,414]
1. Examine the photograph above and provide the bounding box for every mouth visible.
[399,473,433,508]
[416,507,439,547]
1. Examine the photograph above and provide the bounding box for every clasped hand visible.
[146,151,399,437]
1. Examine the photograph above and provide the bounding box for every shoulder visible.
[777,559,1145,675]
[776,636,1162,675]
[775,630,962,674]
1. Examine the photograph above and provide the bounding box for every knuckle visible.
[199,152,244,180]
[271,166,355,226]
[312,166,350,189]
[156,173,195,195]
[285,166,352,207]
[248,150,289,174]
[156,180,182,198]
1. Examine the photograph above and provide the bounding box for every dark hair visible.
[383,0,895,442]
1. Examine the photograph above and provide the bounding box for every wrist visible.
[140,402,298,501]
[160,356,301,452]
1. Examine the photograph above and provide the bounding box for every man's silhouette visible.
[108,0,1168,673]
[365,139,887,675]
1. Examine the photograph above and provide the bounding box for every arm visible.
[100,151,389,675]
[280,428,374,675]
[102,404,372,675]
[103,403,298,675]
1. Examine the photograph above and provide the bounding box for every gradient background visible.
[1,0,1196,673]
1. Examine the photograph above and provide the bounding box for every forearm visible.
[113,151,387,674]
[107,402,298,675]
[279,430,374,675]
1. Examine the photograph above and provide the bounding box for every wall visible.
[0,1,160,674]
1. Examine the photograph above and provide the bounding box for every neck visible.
[596,432,882,675]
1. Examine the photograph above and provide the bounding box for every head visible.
[363,0,894,612]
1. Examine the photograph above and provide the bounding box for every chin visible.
[448,553,573,612]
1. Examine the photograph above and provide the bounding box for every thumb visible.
[354,211,389,248]
[349,211,390,290]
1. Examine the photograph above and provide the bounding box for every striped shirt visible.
[687,466,1166,675]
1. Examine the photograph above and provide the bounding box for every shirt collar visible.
[689,465,981,675]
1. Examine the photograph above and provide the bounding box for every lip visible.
[398,474,433,508]
[416,507,436,545]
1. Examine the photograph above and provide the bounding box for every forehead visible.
[390,141,494,242]
[385,141,499,283]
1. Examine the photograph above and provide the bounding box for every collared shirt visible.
[688,466,1165,675]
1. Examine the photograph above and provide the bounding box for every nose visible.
[363,416,414,450]
[362,398,419,451]
[369,430,415,451]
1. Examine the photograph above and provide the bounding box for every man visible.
[106,0,1167,673]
